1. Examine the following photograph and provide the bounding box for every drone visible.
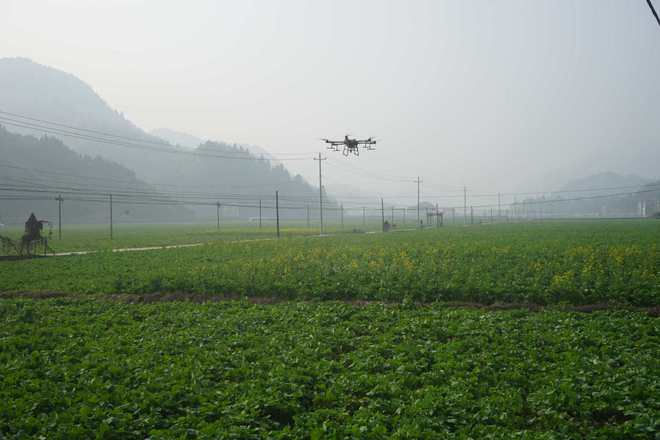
[321,135,377,156]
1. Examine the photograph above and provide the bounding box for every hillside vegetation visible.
[0,58,319,220]
[0,127,192,224]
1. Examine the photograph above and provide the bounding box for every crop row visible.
[1,299,657,439]
[1,222,658,305]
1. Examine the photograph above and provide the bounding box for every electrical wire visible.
[0,110,309,157]
[647,0,660,27]
[0,116,312,161]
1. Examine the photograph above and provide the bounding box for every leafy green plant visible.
[0,300,657,438]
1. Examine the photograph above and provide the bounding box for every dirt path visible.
[45,227,425,258]
[51,242,205,257]
[48,236,297,257]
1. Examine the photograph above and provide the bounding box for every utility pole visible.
[216,202,221,229]
[275,190,280,238]
[470,205,474,225]
[452,207,456,225]
[403,208,406,225]
[55,194,63,239]
[109,194,113,240]
[340,204,344,229]
[259,199,262,229]
[415,176,422,228]
[498,192,502,219]
[314,153,327,235]
[381,198,385,232]
[391,206,394,224]
[306,205,310,228]
[362,207,366,227]
[436,203,440,228]
[463,186,467,225]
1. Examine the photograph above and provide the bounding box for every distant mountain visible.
[0,127,193,224]
[0,57,164,158]
[513,171,658,218]
[0,58,319,218]
[559,172,651,192]
[151,127,276,161]
[150,128,204,149]
[0,57,177,182]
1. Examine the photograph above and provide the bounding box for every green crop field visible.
[1,221,658,305]
[1,300,658,439]
[1,220,659,438]
[0,222,350,254]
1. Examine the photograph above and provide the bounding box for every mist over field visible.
[1,0,659,215]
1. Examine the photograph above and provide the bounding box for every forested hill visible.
[0,127,193,225]
[0,58,319,215]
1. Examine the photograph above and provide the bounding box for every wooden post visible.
[55,194,63,239]
[463,186,467,225]
[275,191,280,239]
[340,203,344,229]
[109,194,113,240]
[416,176,422,228]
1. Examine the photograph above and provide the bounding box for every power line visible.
[0,161,323,196]
[0,178,364,210]
[0,110,308,157]
[325,157,414,183]
[3,160,659,205]
[0,109,172,147]
[647,0,660,28]
[470,187,659,210]
[2,181,656,213]
[0,117,311,161]
[0,173,348,208]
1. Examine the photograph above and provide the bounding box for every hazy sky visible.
[2,0,659,202]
